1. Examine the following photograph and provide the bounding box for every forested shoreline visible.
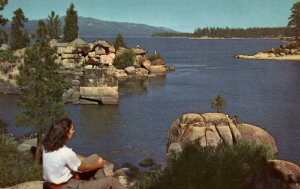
[153,27,293,39]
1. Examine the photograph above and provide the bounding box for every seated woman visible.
[43,118,126,189]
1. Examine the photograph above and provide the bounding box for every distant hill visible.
[0,16,178,37]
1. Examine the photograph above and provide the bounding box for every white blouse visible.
[43,145,81,184]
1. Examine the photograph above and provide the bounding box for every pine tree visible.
[16,20,68,164]
[114,33,127,50]
[63,3,78,42]
[0,0,8,44]
[46,11,62,39]
[10,8,29,50]
[211,94,226,113]
[288,1,300,46]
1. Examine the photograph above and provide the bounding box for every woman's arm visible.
[78,157,106,172]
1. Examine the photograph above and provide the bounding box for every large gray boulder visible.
[167,113,241,150]
[80,87,118,105]
[167,113,279,154]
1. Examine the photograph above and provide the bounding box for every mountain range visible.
[1,16,178,37]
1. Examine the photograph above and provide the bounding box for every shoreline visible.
[236,53,300,61]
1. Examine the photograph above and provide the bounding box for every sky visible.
[1,0,299,32]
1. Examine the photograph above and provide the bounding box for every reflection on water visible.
[1,38,300,166]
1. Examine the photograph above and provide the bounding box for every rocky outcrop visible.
[236,41,300,61]
[167,113,278,154]
[167,113,241,150]
[80,87,118,105]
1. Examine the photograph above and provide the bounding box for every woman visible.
[43,118,126,189]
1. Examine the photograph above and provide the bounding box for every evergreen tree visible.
[114,33,127,50]
[10,8,29,50]
[16,20,68,164]
[0,0,8,44]
[63,3,78,42]
[211,94,226,113]
[46,10,62,39]
[288,1,300,44]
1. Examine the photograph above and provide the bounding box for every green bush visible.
[135,141,283,189]
[113,50,134,69]
[0,49,19,63]
[146,54,164,62]
[114,33,127,50]
[0,122,42,187]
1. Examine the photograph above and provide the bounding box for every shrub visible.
[113,50,134,69]
[135,140,283,189]
[146,54,164,62]
[0,49,19,63]
[211,94,226,113]
[0,120,42,187]
[114,33,127,50]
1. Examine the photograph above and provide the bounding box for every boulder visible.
[80,87,118,105]
[1,181,44,189]
[113,69,128,79]
[62,59,76,69]
[18,138,36,152]
[133,55,144,68]
[151,58,165,66]
[61,53,79,59]
[141,59,151,71]
[125,66,136,75]
[95,46,106,55]
[237,123,278,154]
[13,48,26,58]
[136,68,149,77]
[149,65,166,76]
[63,46,77,54]
[267,160,300,189]
[57,47,64,54]
[88,51,96,58]
[100,53,115,66]
[167,113,241,151]
[82,68,118,89]
[131,46,147,55]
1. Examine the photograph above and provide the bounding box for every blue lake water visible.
[1,37,300,166]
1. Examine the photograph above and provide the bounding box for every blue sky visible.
[2,0,298,32]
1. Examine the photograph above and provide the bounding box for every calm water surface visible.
[1,37,300,166]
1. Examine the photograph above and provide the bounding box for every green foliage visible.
[288,1,300,38]
[153,27,293,38]
[0,49,18,63]
[211,94,226,113]
[146,54,164,62]
[16,20,68,163]
[63,3,78,42]
[0,0,8,44]
[46,10,61,39]
[135,141,281,189]
[113,50,135,69]
[10,8,29,50]
[0,120,42,187]
[114,33,127,50]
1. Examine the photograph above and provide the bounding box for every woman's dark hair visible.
[43,118,73,152]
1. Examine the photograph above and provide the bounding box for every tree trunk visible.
[34,129,43,164]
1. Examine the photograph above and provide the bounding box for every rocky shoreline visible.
[236,41,300,61]
[0,38,175,105]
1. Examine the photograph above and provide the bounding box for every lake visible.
[1,37,300,167]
